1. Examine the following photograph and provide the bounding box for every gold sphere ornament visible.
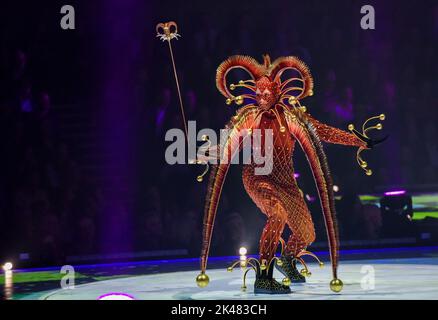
[366,169,373,176]
[196,175,204,182]
[376,123,383,130]
[330,278,343,293]
[299,269,311,277]
[280,126,286,133]
[196,273,210,288]
[288,96,297,105]
[308,89,314,96]
[235,96,244,105]
[201,135,208,141]
[276,260,283,267]
[379,114,386,121]
[247,128,252,135]
[226,98,232,105]
[282,277,291,286]
[230,83,236,90]
[300,106,307,113]
[348,124,354,131]
[319,262,324,268]
[360,161,368,168]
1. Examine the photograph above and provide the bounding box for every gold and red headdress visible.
[216,54,314,107]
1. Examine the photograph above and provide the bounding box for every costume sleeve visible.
[306,113,367,148]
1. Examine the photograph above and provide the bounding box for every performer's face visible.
[255,77,279,110]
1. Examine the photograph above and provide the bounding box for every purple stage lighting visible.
[384,190,407,196]
[98,293,135,300]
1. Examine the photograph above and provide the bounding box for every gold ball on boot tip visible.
[196,273,210,288]
[300,269,312,277]
[330,278,343,293]
[282,277,291,286]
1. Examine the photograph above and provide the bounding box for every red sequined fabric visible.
[200,54,366,281]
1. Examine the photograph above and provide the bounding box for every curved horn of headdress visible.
[270,56,314,99]
[216,55,265,98]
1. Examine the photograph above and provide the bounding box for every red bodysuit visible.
[197,55,367,288]
[243,107,365,262]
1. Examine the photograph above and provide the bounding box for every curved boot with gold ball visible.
[254,261,291,294]
[275,255,306,283]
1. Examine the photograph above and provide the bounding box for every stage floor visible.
[22,256,438,300]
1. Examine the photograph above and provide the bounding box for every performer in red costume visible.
[195,54,386,294]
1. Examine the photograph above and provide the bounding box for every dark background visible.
[0,0,437,266]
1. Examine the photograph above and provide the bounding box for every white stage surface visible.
[35,257,438,300]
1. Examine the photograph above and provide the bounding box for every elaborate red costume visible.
[155,21,385,294]
[195,55,385,294]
